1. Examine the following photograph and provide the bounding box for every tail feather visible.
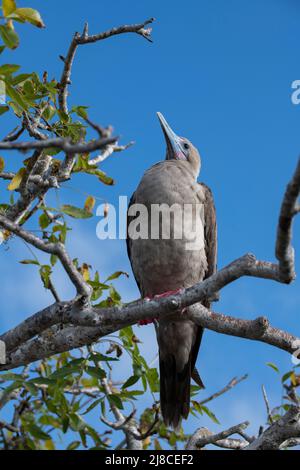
[158,322,204,429]
[159,354,191,429]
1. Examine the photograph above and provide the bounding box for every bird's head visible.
[157,112,201,178]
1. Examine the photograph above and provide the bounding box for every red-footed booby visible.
[126,112,217,428]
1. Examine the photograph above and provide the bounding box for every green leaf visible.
[2,0,16,17]
[108,394,124,410]
[0,45,5,55]
[82,398,103,415]
[22,79,34,96]
[39,212,51,229]
[24,381,38,395]
[200,405,220,424]
[67,441,81,450]
[122,375,140,389]
[89,352,118,362]
[281,371,293,383]
[28,377,55,386]
[106,271,129,281]
[84,195,95,214]
[266,362,279,373]
[28,424,50,440]
[147,368,159,393]
[60,204,92,219]
[0,24,19,49]
[7,167,26,190]
[69,413,86,432]
[85,168,114,185]
[9,100,22,116]
[39,265,52,289]
[0,63,20,75]
[0,156,4,171]
[12,73,33,85]
[50,254,58,266]
[168,432,177,446]
[0,105,9,115]
[0,372,23,381]
[42,104,56,121]
[49,365,81,379]
[14,8,45,28]
[5,82,28,110]
[20,259,40,266]
[85,366,106,380]
[71,105,88,119]
[109,285,122,305]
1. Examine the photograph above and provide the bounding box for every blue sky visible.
[1,0,300,446]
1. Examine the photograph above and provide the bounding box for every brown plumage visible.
[127,112,217,428]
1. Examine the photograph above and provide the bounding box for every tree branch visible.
[58,18,154,114]
[275,157,300,282]
[245,406,300,450]
[0,135,116,154]
[199,374,248,406]
[186,421,249,449]
[100,373,142,450]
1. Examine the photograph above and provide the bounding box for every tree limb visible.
[245,406,300,450]
[0,135,116,154]
[186,421,249,449]
[58,18,154,114]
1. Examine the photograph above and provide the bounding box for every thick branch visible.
[275,157,300,282]
[0,135,116,154]
[186,421,249,449]
[245,406,300,450]
[1,299,299,371]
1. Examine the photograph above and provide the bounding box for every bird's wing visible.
[201,182,218,281]
[126,191,143,294]
[190,182,217,388]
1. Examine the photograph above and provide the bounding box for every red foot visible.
[138,289,183,326]
[153,288,183,299]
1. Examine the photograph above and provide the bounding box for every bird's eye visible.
[183,143,190,150]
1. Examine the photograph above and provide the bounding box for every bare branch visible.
[245,406,300,450]
[262,384,274,424]
[280,437,300,449]
[0,420,19,433]
[2,125,25,142]
[0,172,15,180]
[0,135,116,154]
[2,299,299,373]
[58,18,154,114]
[101,374,142,450]
[199,374,248,406]
[186,421,249,449]
[22,112,47,141]
[88,141,134,166]
[275,157,300,282]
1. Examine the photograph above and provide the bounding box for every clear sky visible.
[1,0,300,445]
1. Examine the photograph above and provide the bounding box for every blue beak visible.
[157,112,186,160]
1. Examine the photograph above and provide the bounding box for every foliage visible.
[0,1,213,450]
[0,1,298,451]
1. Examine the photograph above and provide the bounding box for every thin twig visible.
[199,374,248,405]
[262,384,274,424]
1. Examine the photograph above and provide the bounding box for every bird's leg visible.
[153,288,183,299]
[138,289,183,326]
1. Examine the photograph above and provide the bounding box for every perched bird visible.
[127,112,217,429]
